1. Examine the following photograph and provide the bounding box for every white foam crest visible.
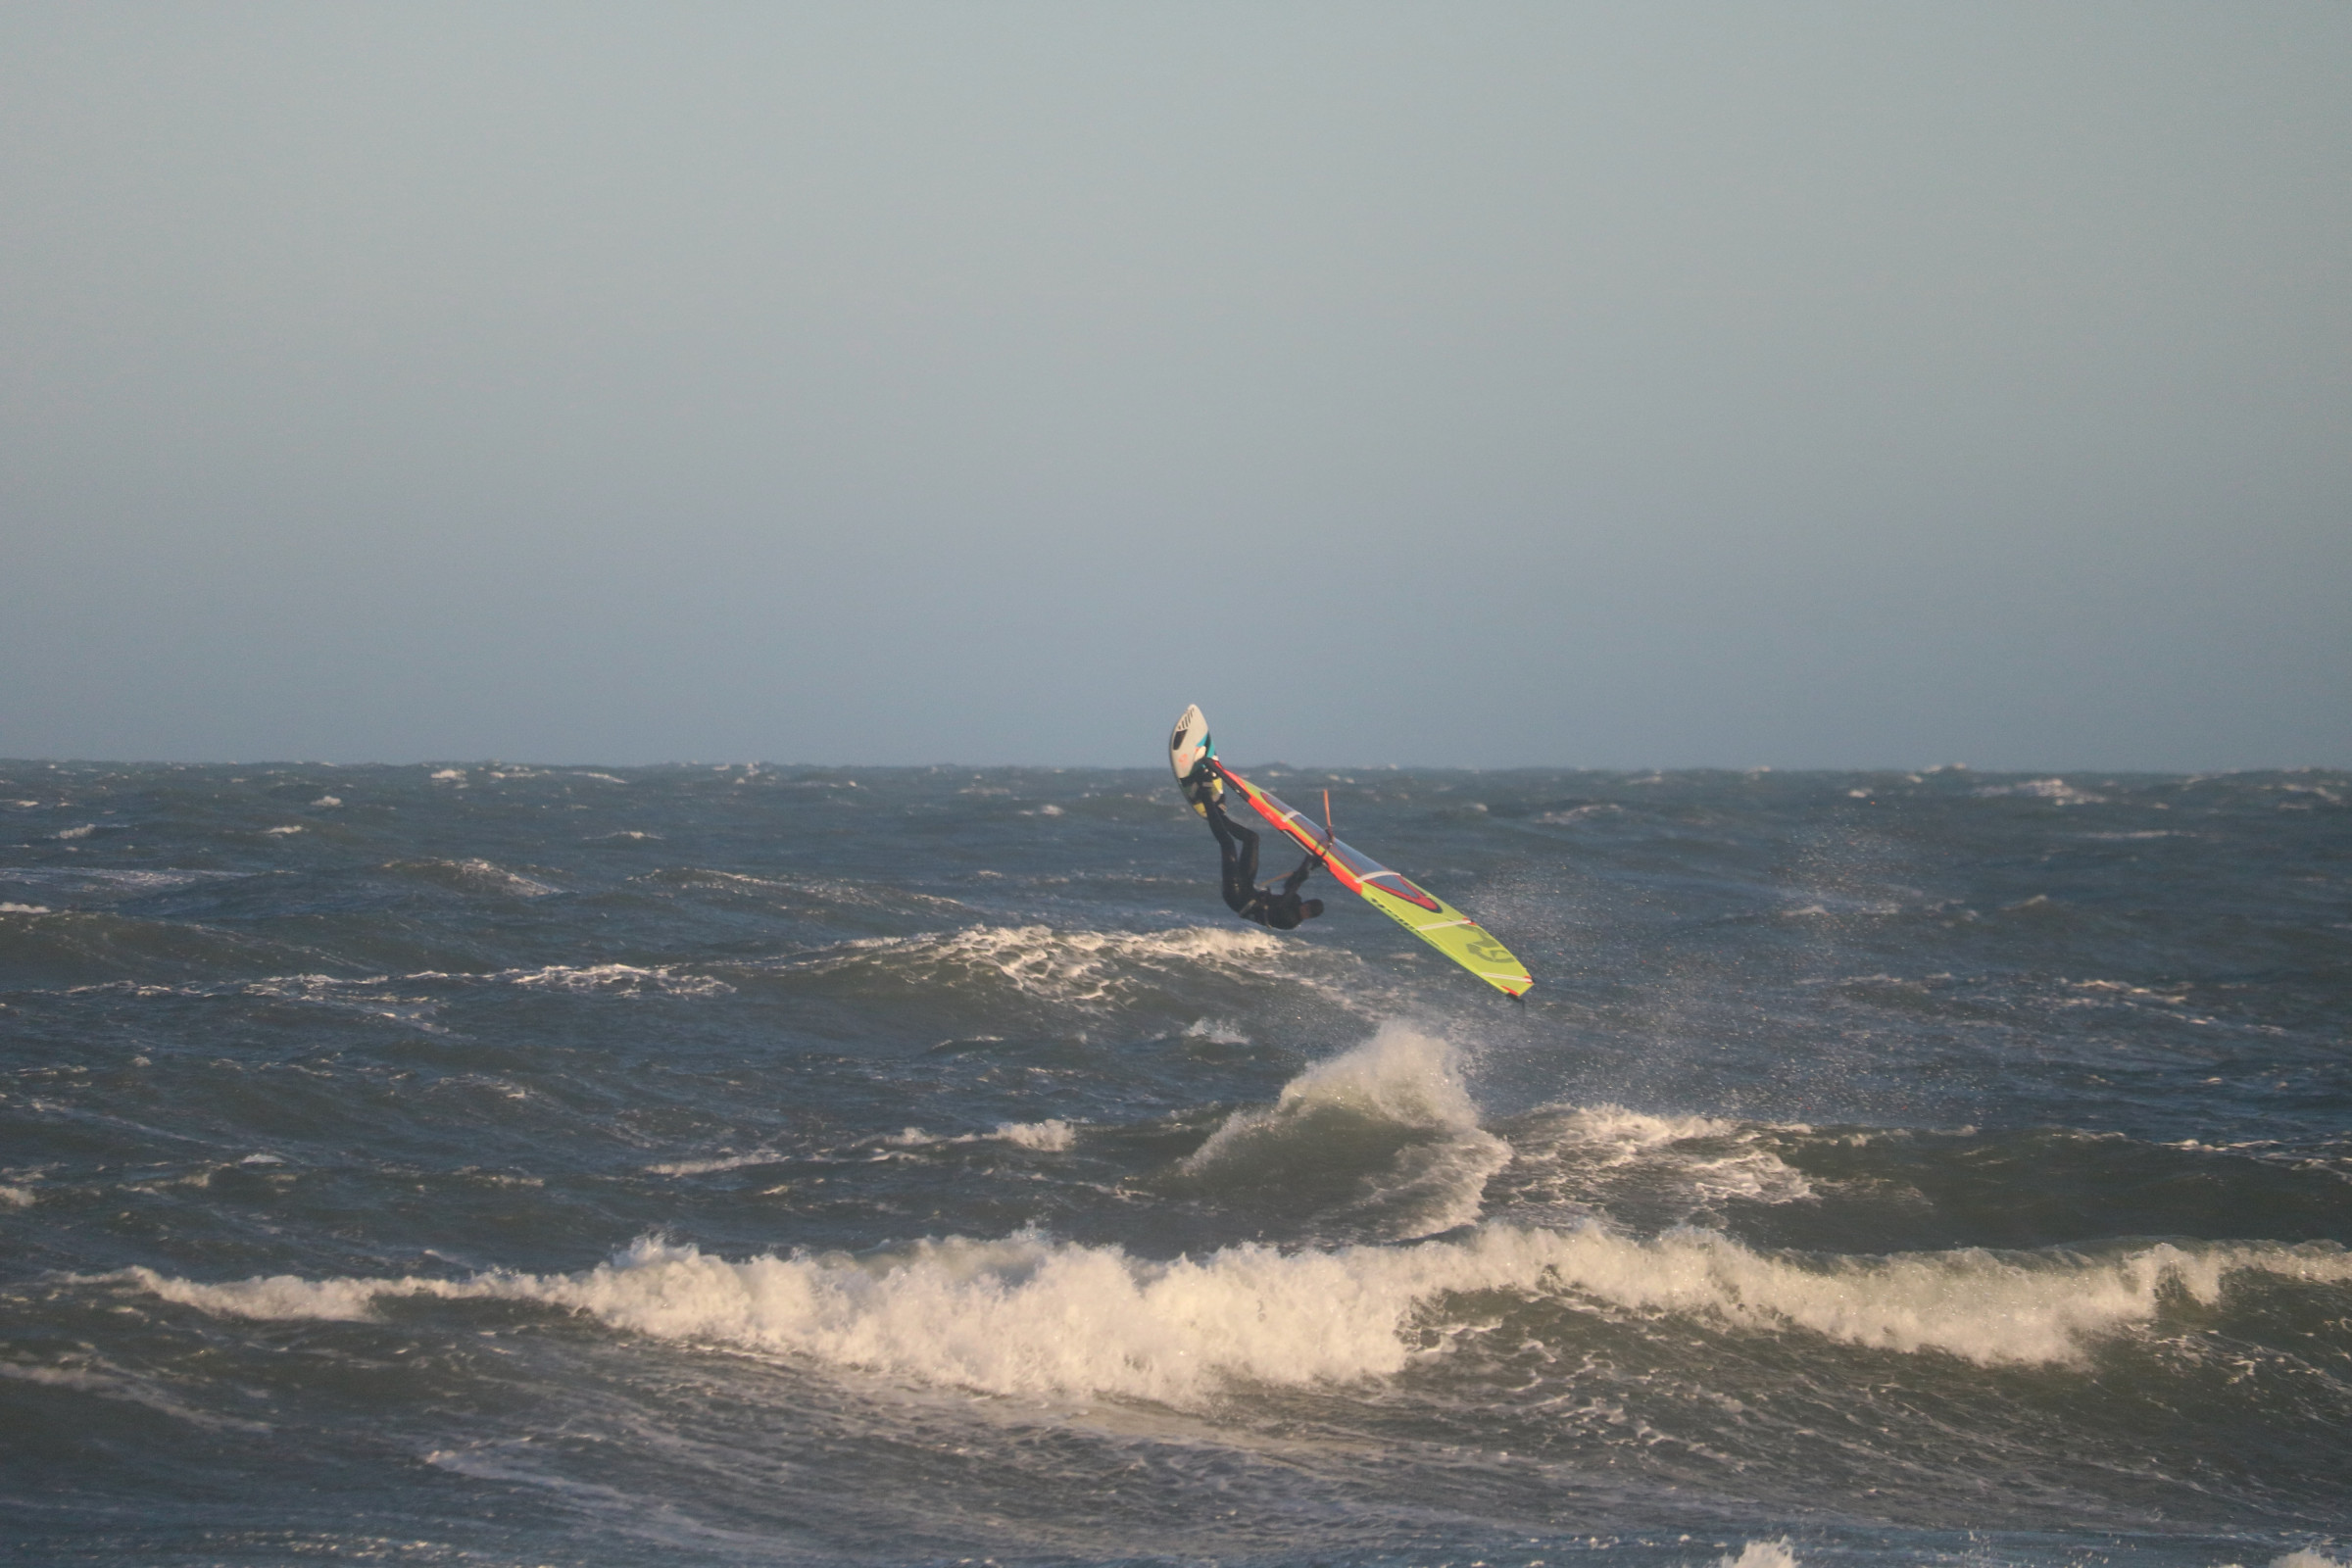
[1187,1023,1511,1235]
[224,974,442,1027]
[2063,977,2190,1009]
[1680,1153,1815,1205]
[1502,1103,1816,1215]
[54,824,95,840]
[499,963,734,999]
[103,968,724,1020]
[452,858,558,897]
[647,1149,783,1177]
[995,1119,1078,1151]
[107,1230,1571,1401]
[1536,804,1623,824]
[1533,1104,1740,1164]
[1,867,242,893]
[785,923,1311,1009]
[1543,1231,2352,1365]
[0,1185,35,1207]
[262,825,304,836]
[1718,1542,1799,1568]
[121,1266,396,1322]
[81,1226,2352,1388]
[1974,777,2107,805]
[1776,890,1903,919]
[0,904,51,915]
[1191,1023,1488,1165]
[389,857,559,897]
[2274,1553,2352,1568]
[880,1120,1080,1152]
[247,974,376,1000]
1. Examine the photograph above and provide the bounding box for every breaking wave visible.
[107,1226,2352,1405]
[1184,1022,1508,1237]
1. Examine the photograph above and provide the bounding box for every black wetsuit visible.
[1204,797,1318,929]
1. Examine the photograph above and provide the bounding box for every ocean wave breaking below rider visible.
[1193,767,1325,930]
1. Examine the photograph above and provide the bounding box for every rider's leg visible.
[1207,804,1260,913]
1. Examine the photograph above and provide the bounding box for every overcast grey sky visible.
[2,2,2345,768]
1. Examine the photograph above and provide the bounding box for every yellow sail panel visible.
[1354,883,1534,998]
[1214,763,1533,998]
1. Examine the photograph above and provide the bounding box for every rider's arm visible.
[1282,855,1316,895]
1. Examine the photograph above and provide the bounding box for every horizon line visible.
[3,757,2344,778]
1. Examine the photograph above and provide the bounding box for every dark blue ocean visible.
[3,760,2348,1567]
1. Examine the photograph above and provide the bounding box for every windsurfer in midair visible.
[1192,767,1325,931]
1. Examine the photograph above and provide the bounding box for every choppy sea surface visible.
[3,760,2348,1568]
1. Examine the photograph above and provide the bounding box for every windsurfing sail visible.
[1212,760,1534,999]
[1167,704,1218,815]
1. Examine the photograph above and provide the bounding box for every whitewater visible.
[3,760,2348,1566]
